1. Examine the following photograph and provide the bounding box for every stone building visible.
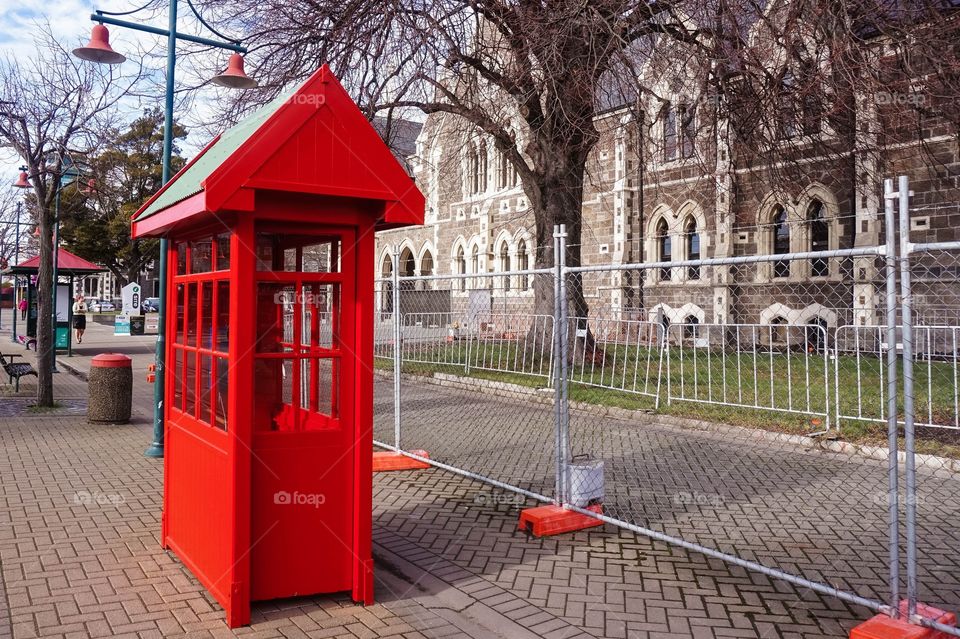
[374,18,960,337]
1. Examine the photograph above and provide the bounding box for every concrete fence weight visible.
[88,353,132,424]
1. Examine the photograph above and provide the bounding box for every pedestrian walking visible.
[72,294,88,343]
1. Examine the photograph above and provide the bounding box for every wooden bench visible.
[0,352,37,392]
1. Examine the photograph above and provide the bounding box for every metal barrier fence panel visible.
[902,192,960,626]
[565,316,663,406]
[397,311,554,380]
[373,192,960,635]
[665,322,831,427]
[375,270,560,502]
[561,253,912,620]
[835,324,960,432]
[373,280,397,448]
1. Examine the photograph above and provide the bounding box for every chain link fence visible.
[373,176,960,636]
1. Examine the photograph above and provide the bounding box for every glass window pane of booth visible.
[185,351,196,415]
[174,348,183,410]
[192,239,212,273]
[301,283,340,350]
[215,356,228,430]
[255,233,340,272]
[186,283,197,347]
[216,281,230,352]
[300,237,340,273]
[216,233,231,271]
[176,241,187,275]
[201,281,213,350]
[175,284,185,344]
[256,283,296,353]
[254,358,296,431]
[199,354,213,425]
[301,357,338,419]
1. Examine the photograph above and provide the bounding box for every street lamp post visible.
[8,202,23,341]
[11,172,31,343]
[74,1,256,458]
[49,157,84,374]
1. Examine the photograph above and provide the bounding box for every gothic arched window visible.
[772,206,790,278]
[685,217,700,280]
[808,200,829,277]
[656,218,671,281]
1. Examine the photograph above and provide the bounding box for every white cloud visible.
[0,0,239,163]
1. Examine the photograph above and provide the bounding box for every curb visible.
[56,358,88,382]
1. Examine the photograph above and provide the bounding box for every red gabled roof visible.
[132,64,424,238]
[7,248,105,274]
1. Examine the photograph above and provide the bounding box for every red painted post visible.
[354,217,375,604]
[228,216,255,627]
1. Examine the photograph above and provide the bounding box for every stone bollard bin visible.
[88,353,133,424]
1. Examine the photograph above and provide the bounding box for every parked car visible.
[142,297,160,313]
[88,299,115,312]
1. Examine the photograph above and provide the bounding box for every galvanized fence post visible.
[558,224,570,507]
[552,225,564,504]
[896,175,918,618]
[883,177,901,617]
[392,249,402,451]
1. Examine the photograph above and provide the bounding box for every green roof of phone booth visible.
[131,65,424,235]
[134,84,300,221]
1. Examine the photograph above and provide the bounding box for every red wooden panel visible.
[249,430,354,600]
[164,411,232,603]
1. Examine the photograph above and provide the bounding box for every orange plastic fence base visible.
[517,504,604,537]
[372,450,431,472]
[851,601,957,639]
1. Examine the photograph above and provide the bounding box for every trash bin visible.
[88,353,132,424]
[130,315,145,336]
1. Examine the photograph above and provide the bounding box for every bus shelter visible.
[3,248,105,353]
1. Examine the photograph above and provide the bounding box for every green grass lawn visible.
[378,338,960,458]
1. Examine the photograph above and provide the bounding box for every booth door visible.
[250,226,357,600]
[164,235,233,604]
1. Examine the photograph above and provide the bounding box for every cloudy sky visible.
[1,0,238,171]
[1,0,151,68]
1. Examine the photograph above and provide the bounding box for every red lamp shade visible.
[211,54,258,89]
[13,170,30,189]
[73,25,126,65]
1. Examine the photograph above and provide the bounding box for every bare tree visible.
[195,0,958,352]
[0,24,143,406]
[196,0,704,358]
[0,188,26,270]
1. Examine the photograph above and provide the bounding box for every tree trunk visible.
[527,151,603,366]
[125,241,143,288]
[34,208,54,407]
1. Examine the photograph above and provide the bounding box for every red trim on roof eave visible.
[382,197,425,227]
[133,133,222,222]
[243,178,396,203]
[132,191,208,238]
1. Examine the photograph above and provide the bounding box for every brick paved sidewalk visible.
[0,411,573,639]
[0,404,888,639]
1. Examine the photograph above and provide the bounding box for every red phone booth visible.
[131,65,424,627]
